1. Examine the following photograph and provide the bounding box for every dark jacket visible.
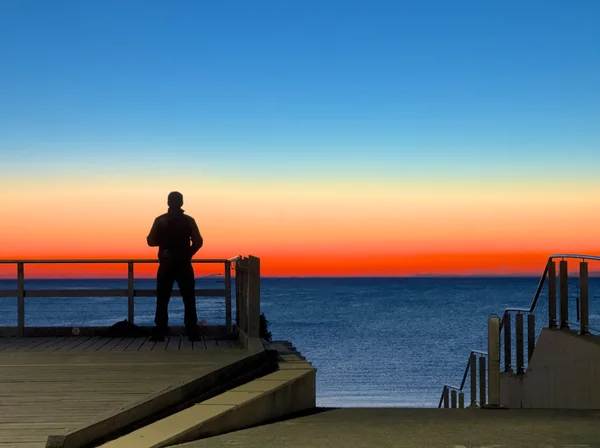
[146,208,203,264]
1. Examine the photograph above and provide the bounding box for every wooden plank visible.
[0,338,37,351]
[66,336,97,352]
[152,337,170,351]
[194,337,207,351]
[166,335,181,351]
[0,383,178,394]
[0,361,222,375]
[52,337,91,352]
[229,339,243,349]
[124,337,147,351]
[0,393,152,403]
[0,369,206,382]
[0,433,48,443]
[25,337,69,352]
[204,338,219,350]
[138,337,156,351]
[179,336,194,351]
[0,350,240,366]
[110,337,137,351]
[10,337,56,352]
[84,337,112,351]
[215,339,233,349]
[96,337,124,352]
[70,336,103,352]
[1,442,52,446]
[48,337,82,352]
[0,337,18,350]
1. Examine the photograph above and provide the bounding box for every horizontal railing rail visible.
[0,257,241,264]
[0,257,243,336]
[0,289,227,298]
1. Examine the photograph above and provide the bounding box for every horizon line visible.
[2,273,600,280]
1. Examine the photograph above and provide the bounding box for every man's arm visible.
[147,218,161,247]
[189,218,203,258]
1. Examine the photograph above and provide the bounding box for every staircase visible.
[439,254,600,409]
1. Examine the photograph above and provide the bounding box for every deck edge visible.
[0,325,232,338]
[45,347,277,448]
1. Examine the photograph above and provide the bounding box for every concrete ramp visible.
[99,341,316,448]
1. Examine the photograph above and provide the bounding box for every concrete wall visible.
[500,328,600,409]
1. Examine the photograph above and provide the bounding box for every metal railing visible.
[439,253,599,408]
[0,257,241,336]
[439,350,488,408]
[500,254,600,374]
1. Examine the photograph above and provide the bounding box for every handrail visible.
[0,257,240,264]
[500,253,599,328]
[550,254,600,262]
[441,253,599,409]
[438,349,488,408]
[0,256,246,336]
[459,350,488,390]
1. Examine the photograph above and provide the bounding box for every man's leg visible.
[176,263,199,340]
[153,263,175,340]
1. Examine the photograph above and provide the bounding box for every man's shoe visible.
[150,327,166,342]
[187,326,201,342]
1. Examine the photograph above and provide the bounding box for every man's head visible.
[167,191,184,209]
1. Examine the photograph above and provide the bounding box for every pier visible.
[0,256,316,448]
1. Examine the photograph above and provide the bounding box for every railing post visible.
[243,255,262,352]
[443,387,449,408]
[559,260,569,329]
[580,261,589,335]
[458,392,464,409]
[503,311,512,372]
[247,256,260,338]
[479,355,486,407]
[17,262,24,337]
[241,258,249,335]
[527,314,535,363]
[224,261,232,332]
[127,262,134,324]
[470,353,477,407]
[450,389,457,408]
[516,313,524,374]
[548,260,557,328]
[235,258,242,330]
[488,316,501,407]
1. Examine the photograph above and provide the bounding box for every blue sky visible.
[1,0,599,180]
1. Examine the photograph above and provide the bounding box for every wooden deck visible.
[0,336,248,447]
[0,335,239,353]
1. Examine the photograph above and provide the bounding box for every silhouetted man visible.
[147,191,203,341]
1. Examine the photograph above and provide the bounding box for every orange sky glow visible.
[1,176,599,278]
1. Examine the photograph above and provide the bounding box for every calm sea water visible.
[1,276,598,407]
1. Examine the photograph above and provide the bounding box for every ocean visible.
[1,276,598,408]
